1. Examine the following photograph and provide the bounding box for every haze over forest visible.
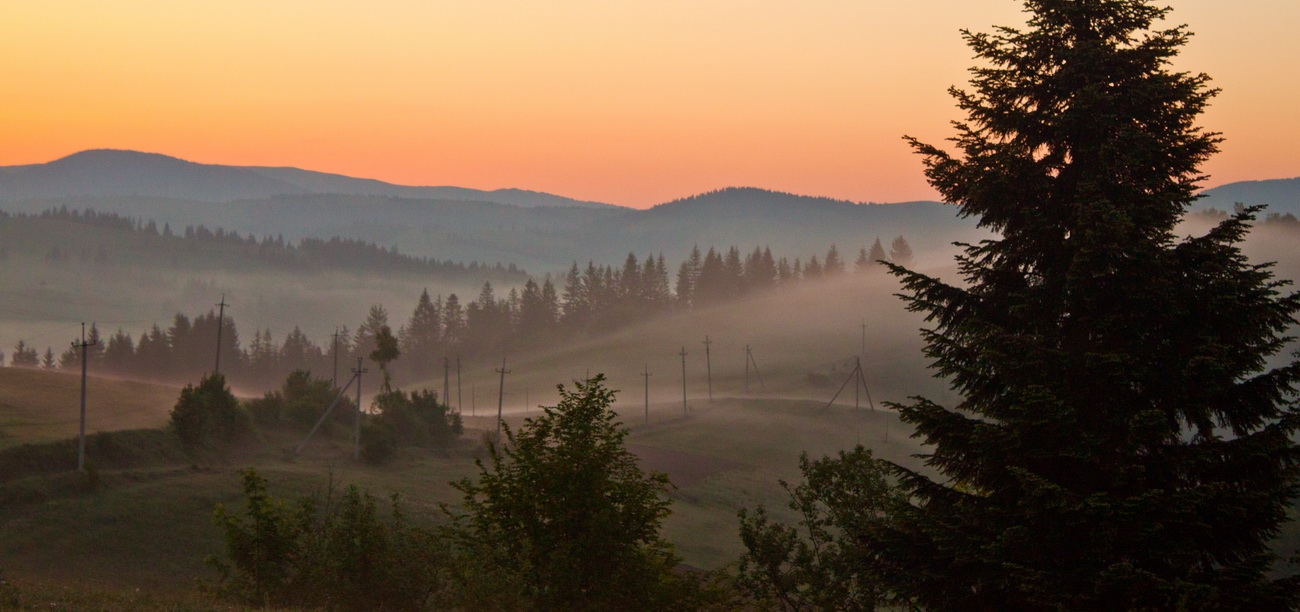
[1,148,1297,397]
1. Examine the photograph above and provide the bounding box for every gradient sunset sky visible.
[4,1,1297,208]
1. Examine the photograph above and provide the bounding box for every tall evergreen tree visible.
[10,340,39,368]
[675,246,703,308]
[823,244,845,276]
[353,304,390,365]
[865,238,887,270]
[887,236,913,267]
[441,294,466,349]
[400,289,442,372]
[871,2,1300,609]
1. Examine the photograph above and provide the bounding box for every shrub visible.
[169,373,252,449]
[209,468,449,610]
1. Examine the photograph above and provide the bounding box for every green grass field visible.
[0,367,178,450]
[0,361,920,603]
[3,325,1298,607]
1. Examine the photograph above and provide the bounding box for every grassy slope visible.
[0,367,178,450]
[0,393,917,594]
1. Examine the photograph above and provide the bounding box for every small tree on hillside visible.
[869,1,1300,608]
[738,446,903,610]
[9,341,38,368]
[448,375,686,610]
[369,324,400,392]
[886,236,912,267]
[170,373,252,449]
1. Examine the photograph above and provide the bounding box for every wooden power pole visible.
[642,364,652,424]
[72,323,97,472]
[703,335,713,403]
[352,357,367,459]
[495,357,510,438]
[214,294,228,374]
[678,346,688,415]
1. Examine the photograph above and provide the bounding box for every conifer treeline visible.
[4,238,912,390]
[2,207,526,280]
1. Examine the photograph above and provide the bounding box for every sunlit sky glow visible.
[3,1,1297,208]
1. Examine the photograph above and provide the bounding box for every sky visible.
[3,1,1298,208]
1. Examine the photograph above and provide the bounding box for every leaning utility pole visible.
[642,364,652,425]
[744,345,765,393]
[213,294,228,374]
[745,345,751,394]
[678,346,688,415]
[703,335,713,403]
[72,323,98,472]
[352,357,367,460]
[495,357,510,438]
[824,356,875,412]
[295,370,360,455]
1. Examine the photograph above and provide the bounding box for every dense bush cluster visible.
[210,469,449,611]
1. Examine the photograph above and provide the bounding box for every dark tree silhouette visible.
[870,1,1300,609]
[887,236,912,267]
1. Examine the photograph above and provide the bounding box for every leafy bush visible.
[209,468,449,610]
[246,370,354,430]
[737,446,902,610]
[169,373,252,449]
[447,375,698,610]
[363,389,463,464]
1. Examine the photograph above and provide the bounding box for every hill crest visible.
[0,149,618,209]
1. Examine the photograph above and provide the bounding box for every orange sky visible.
[3,1,1297,208]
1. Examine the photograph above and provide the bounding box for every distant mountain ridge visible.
[0,149,618,209]
[0,149,1293,272]
[1198,177,1300,216]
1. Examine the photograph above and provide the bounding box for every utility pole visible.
[72,323,97,472]
[746,345,765,392]
[678,346,688,415]
[703,336,713,403]
[642,364,652,425]
[214,294,228,374]
[744,344,751,394]
[352,357,367,460]
[295,369,360,455]
[331,328,341,388]
[456,356,462,413]
[824,357,875,412]
[495,356,510,438]
[855,357,860,410]
[443,357,451,407]
[862,321,867,359]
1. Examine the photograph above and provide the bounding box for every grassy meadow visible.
[0,350,920,607]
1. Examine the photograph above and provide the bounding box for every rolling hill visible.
[0,150,616,209]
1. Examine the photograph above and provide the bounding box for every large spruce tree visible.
[874,1,1300,608]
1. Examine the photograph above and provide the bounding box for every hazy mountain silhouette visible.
[1,150,1292,272]
[1198,177,1300,216]
[0,150,306,202]
[0,150,616,209]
